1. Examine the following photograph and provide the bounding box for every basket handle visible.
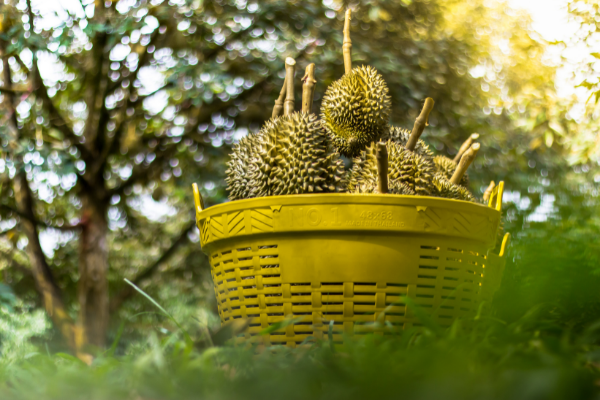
[487,180,504,212]
[498,232,510,258]
[192,183,205,215]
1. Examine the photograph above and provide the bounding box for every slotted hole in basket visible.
[355,282,376,286]
[249,323,261,327]
[441,296,456,300]
[442,286,457,290]
[231,306,240,310]
[387,283,408,287]
[354,302,375,306]
[260,255,278,259]
[292,292,311,297]
[446,257,461,262]
[444,277,459,281]
[421,245,440,250]
[440,305,454,310]
[213,262,221,267]
[438,315,453,319]
[385,312,405,316]
[226,278,236,283]
[229,296,239,301]
[222,250,232,255]
[293,312,312,315]
[263,274,281,278]
[239,257,252,261]
[259,245,278,249]
[267,303,284,307]
[323,312,343,315]
[246,304,258,308]
[322,292,343,296]
[245,295,257,299]
[417,294,433,298]
[418,275,436,279]
[239,267,252,271]
[445,267,459,271]
[237,247,251,252]
[417,285,435,289]
[264,284,281,288]
[267,313,284,316]
[461,298,471,302]
[212,254,219,259]
[448,248,463,253]
[292,302,311,306]
[419,265,437,270]
[460,307,470,311]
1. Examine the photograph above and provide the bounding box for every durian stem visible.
[406,97,434,151]
[343,9,352,75]
[453,133,480,163]
[284,57,296,116]
[375,142,389,194]
[483,180,496,202]
[450,143,480,185]
[272,74,287,119]
[301,63,317,114]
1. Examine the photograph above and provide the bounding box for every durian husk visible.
[354,180,415,195]
[321,65,391,157]
[382,126,434,159]
[226,113,346,200]
[431,173,475,202]
[348,140,434,196]
[269,112,346,195]
[433,155,469,186]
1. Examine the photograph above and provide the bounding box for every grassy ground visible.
[2,304,600,400]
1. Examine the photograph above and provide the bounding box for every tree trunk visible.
[78,193,109,348]
[13,172,78,351]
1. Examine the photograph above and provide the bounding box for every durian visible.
[268,112,346,195]
[433,155,469,186]
[348,140,434,196]
[226,58,346,200]
[321,65,391,157]
[382,126,434,160]
[431,174,475,202]
[354,181,415,195]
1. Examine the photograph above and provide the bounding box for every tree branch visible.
[0,204,82,231]
[109,221,195,312]
[27,55,95,163]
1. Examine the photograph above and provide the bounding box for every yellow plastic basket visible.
[194,184,509,346]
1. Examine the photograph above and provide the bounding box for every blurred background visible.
[2,0,600,356]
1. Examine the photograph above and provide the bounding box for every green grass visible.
[1,306,600,400]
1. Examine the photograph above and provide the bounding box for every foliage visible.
[1,305,600,400]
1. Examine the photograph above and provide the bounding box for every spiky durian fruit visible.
[382,126,434,160]
[354,181,415,195]
[348,140,434,196]
[321,66,391,157]
[269,112,346,195]
[433,155,469,186]
[431,174,475,202]
[226,124,271,201]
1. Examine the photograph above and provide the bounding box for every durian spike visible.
[483,180,496,202]
[301,63,317,114]
[272,74,287,118]
[284,57,296,116]
[375,142,389,194]
[453,133,480,163]
[343,9,352,75]
[450,143,480,185]
[406,97,434,152]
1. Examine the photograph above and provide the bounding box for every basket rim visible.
[196,193,500,220]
